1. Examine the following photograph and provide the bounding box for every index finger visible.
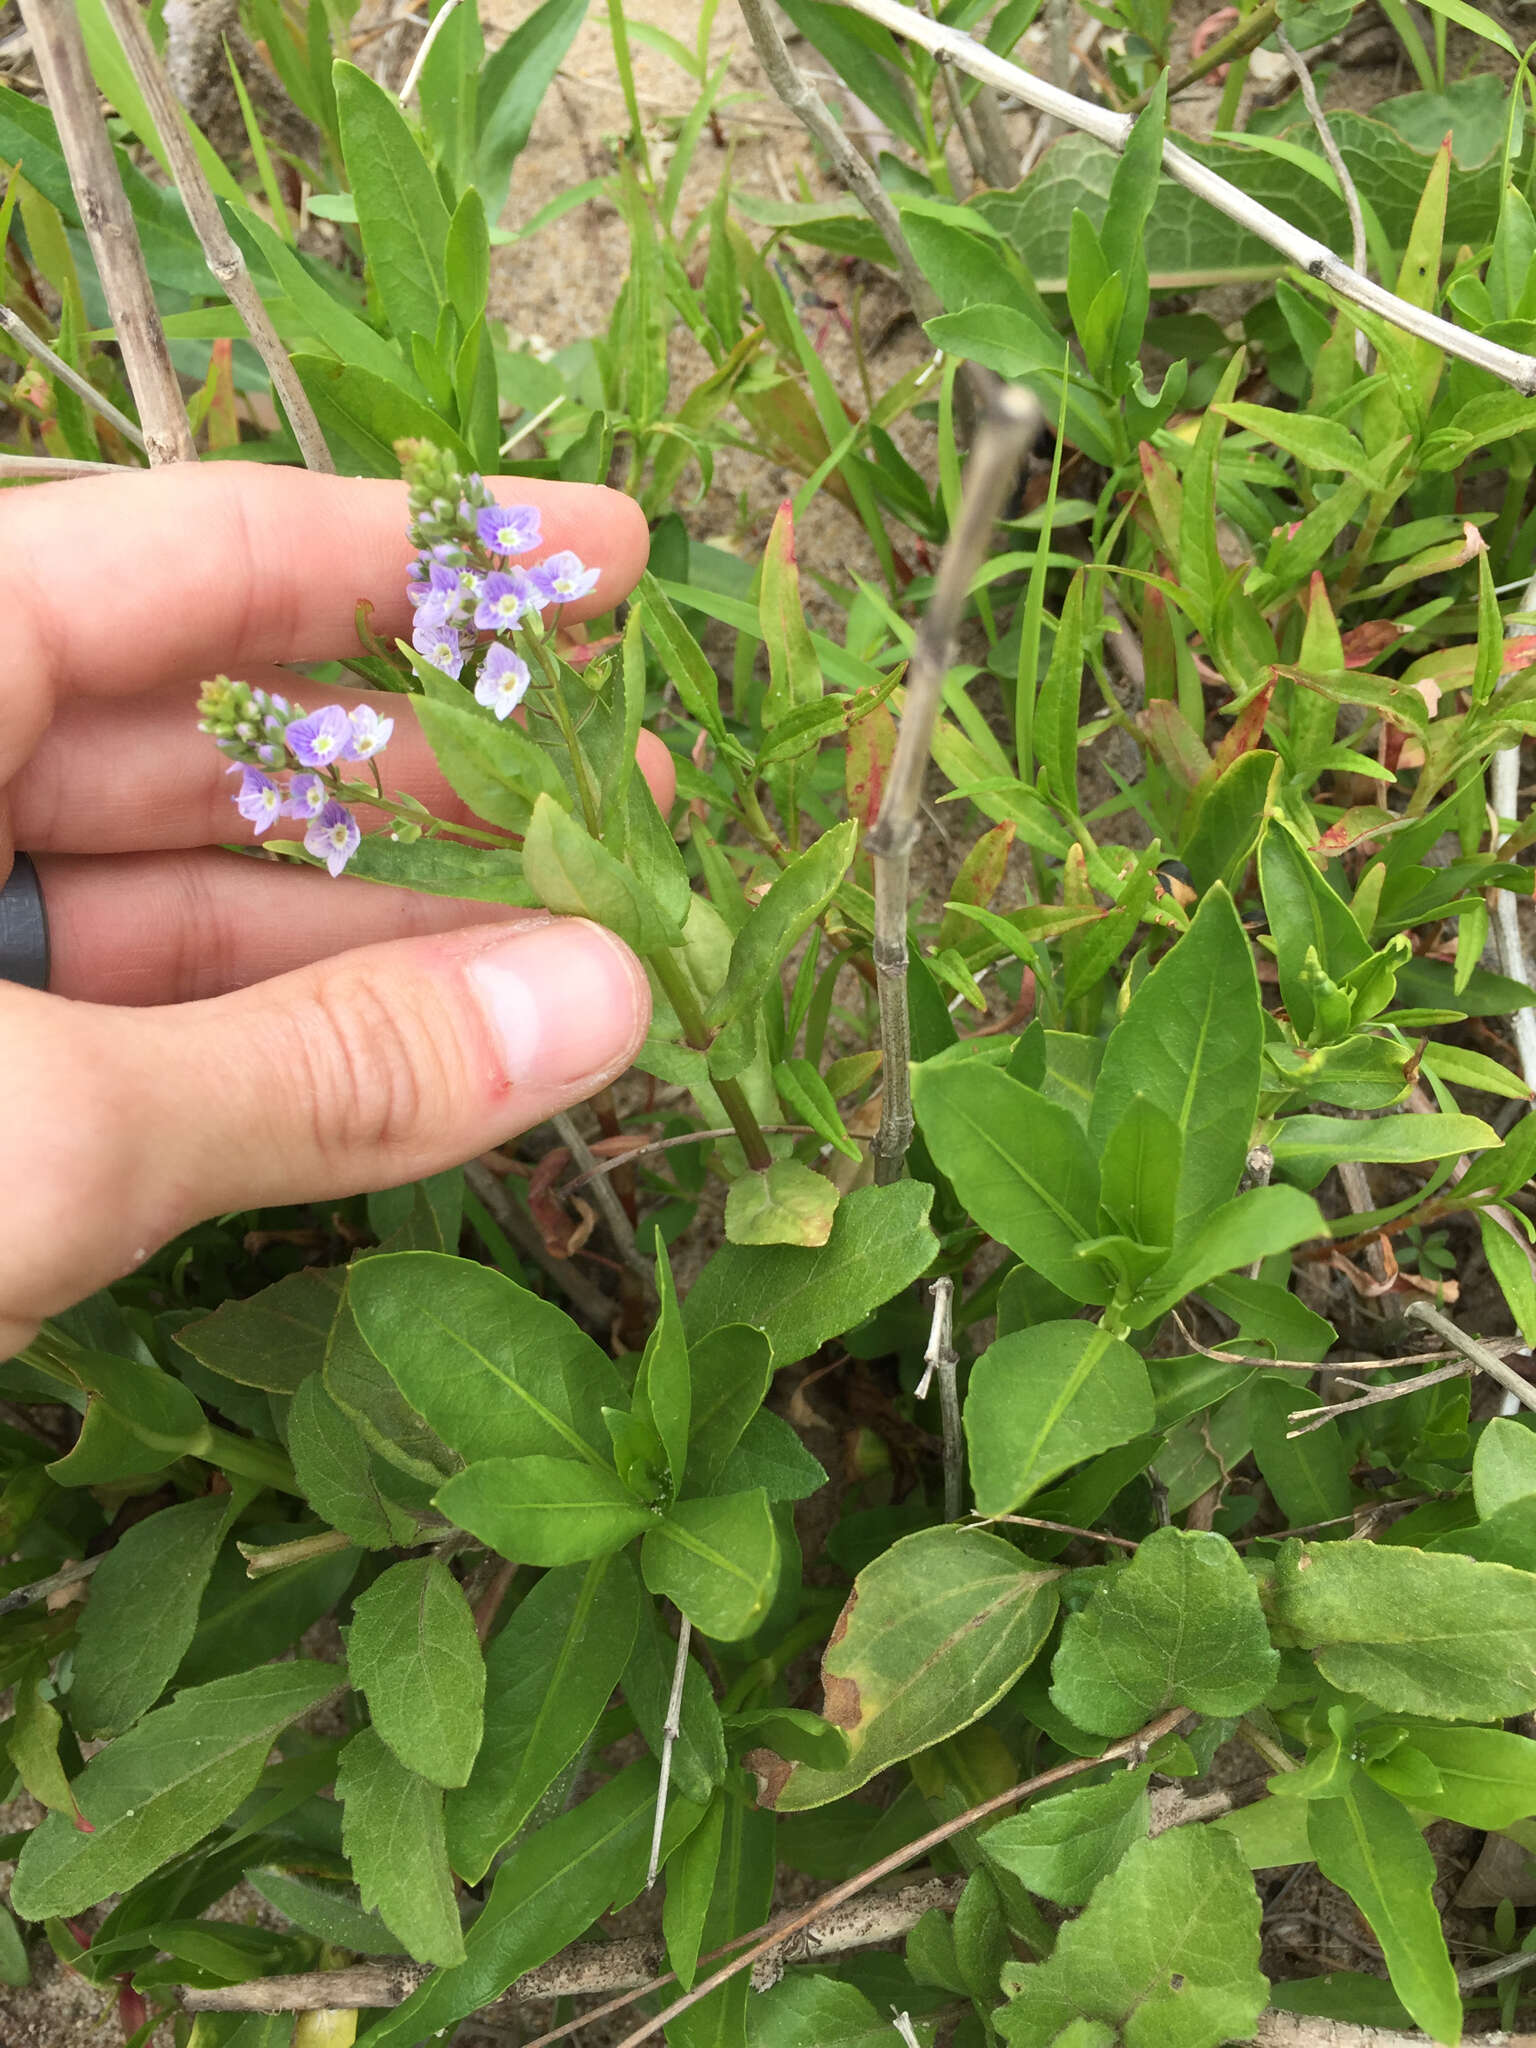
[0,464,649,784]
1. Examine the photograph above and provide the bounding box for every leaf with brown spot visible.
[753,1527,1059,1811]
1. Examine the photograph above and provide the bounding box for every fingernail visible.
[467,918,648,1090]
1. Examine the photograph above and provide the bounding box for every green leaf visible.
[8,1656,81,1822]
[715,1408,827,1502]
[175,1538,359,1689]
[247,1867,406,1956]
[1474,1417,1536,1519]
[0,1902,27,1988]
[1272,1540,1536,1719]
[911,1063,1103,1303]
[475,0,588,216]
[635,571,730,752]
[723,1707,850,1772]
[69,1494,228,1738]
[336,1725,464,1966]
[1258,823,1370,1042]
[626,1590,727,1806]
[1035,570,1085,810]
[347,1558,485,1787]
[682,1182,937,1368]
[1051,1526,1279,1737]
[1249,1374,1352,1531]
[325,1291,458,1486]
[288,1372,431,1549]
[662,1791,724,1993]
[724,1159,840,1247]
[11,1663,340,1921]
[446,1554,640,1882]
[1268,1112,1499,1175]
[176,1269,343,1394]
[1088,886,1262,1241]
[437,1455,653,1567]
[293,353,474,477]
[361,1756,690,2046]
[751,1527,1059,1810]
[705,821,857,1030]
[984,1766,1150,1907]
[444,188,489,334]
[414,693,570,832]
[669,1777,775,2048]
[965,1321,1154,1515]
[1307,1771,1460,2044]
[333,60,450,344]
[642,1489,780,1641]
[996,1828,1267,2048]
[1098,1094,1181,1253]
[522,792,684,952]
[1217,401,1373,476]
[636,1246,690,1495]
[1394,1724,1536,1829]
[749,1976,919,2048]
[683,1325,774,1496]
[44,1350,212,1484]
[348,1251,623,1468]
[1136,1185,1325,1320]
[760,501,822,722]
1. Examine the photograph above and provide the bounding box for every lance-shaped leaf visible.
[337,1726,464,1965]
[1133,1184,1325,1322]
[522,792,685,953]
[348,1252,623,1468]
[288,1372,433,1550]
[683,1182,936,1368]
[996,1828,1266,2048]
[437,1455,652,1567]
[413,693,570,833]
[333,61,450,347]
[965,1321,1154,1515]
[705,821,857,1030]
[1270,1540,1536,1720]
[1051,1527,1278,1737]
[1087,886,1262,1242]
[11,1662,340,1920]
[176,1267,343,1393]
[7,1656,83,1824]
[984,1765,1150,1907]
[446,1554,642,1882]
[1308,1770,1460,2045]
[347,1558,485,1788]
[760,499,821,722]
[749,1527,1059,1810]
[69,1493,228,1737]
[641,1488,780,1641]
[911,1062,1104,1303]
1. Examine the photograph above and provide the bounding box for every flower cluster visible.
[197,676,394,878]
[400,445,600,725]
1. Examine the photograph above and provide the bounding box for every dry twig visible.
[736,0,940,324]
[463,1159,615,1325]
[646,1611,691,1889]
[834,0,1536,395]
[96,0,333,471]
[17,0,195,463]
[552,1111,653,1290]
[867,377,1042,1182]
[1286,1361,1468,1437]
[1405,1300,1536,1416]
[0,301,146,448]
[0,451,120,478]
[560,1125,815,1194]
[915,1275,962,1519]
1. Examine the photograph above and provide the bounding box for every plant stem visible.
[237,1527,355,1575]
[736,0,941,325]
[203,1425,302,1496]
[867,377,1042,1184]
[649,949,773,1170]
[97,0,333,471]
[18,0,195,463]
[0,1553,103,1617]
[1139,0,1280,104]
[1405,1300,1536,1416]
[607,0,651,181]
[646,1612,690,1888]
[836,0,1536,396]
[916,1276,963,1520]
[554,1111,654,1289]
[0,302,147,449]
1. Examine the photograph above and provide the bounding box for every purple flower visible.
[305,801,361,878]
[233,767,284,834]
[348,705,394,760]
[531,550,600,607]
[283,772,327,821]
[285,704,354,768]
[477,503,542,557]
[475,643,532,722]
[474,569,538,634]
[408,559,473,627]
[412,619,466,680]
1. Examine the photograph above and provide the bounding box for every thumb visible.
[1,915,648,1346]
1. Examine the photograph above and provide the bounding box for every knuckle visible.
[284,964,453,1176]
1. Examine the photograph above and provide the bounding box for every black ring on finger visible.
[0,854,49,990]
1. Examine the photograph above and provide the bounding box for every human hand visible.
[0,462,673,1356]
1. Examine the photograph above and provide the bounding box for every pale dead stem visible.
[0,302,146,448]
[17,0,195,463]
[831,0,1536,395]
